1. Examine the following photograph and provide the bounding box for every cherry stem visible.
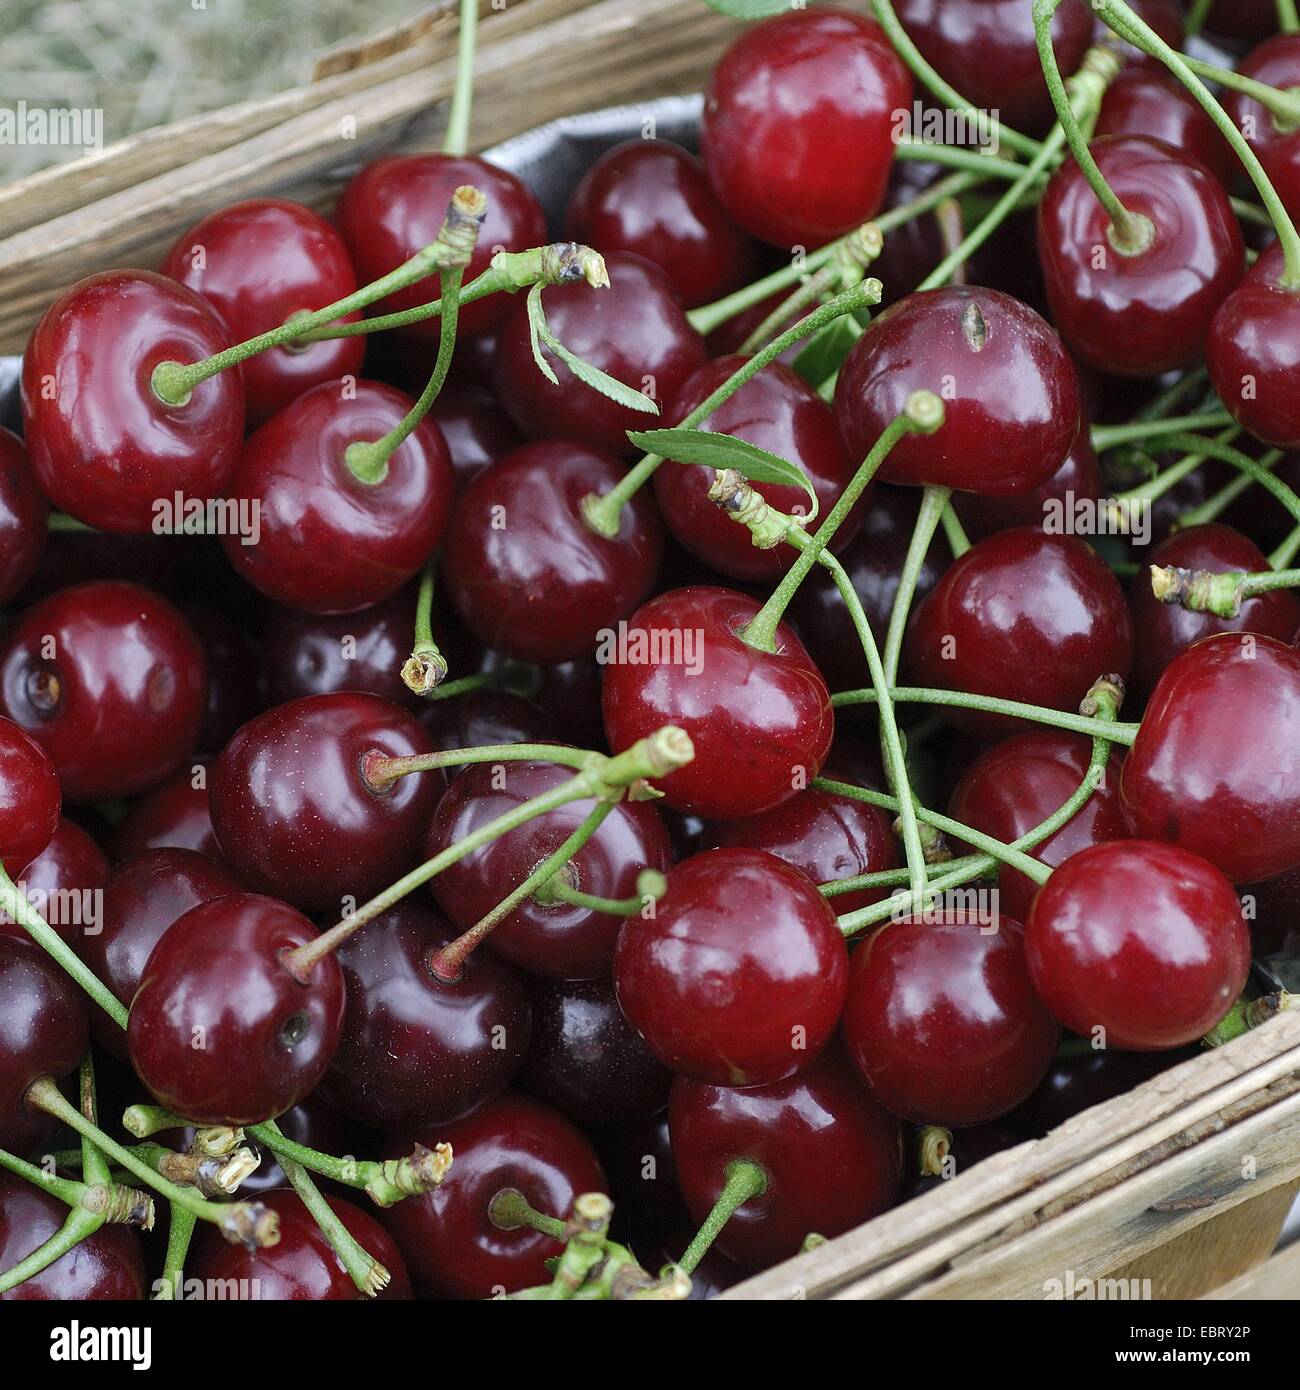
[0,1147,85,1207]
[1179,56,1300,130]
[489,1187,569,1240]
[1109,425,1243,510]
[0,1203,106,1296]
[740,391,946,656]
[247,1123,452,1208]
[402,563,448,696]
[442,0,479,157]
[1091,412,1235,451]
[1270,521,1300,572]
[918,1126,953,1178]
[1133,366,1210,425]
[882,485,951,691]
[871,0,1043,158]
[362,740,594,792]
[1150,563,1300,619]
[819,855,987,898]
[47,512,94,534]
[276,1144,389,1298]
[78,1053,110,1190]
[533,867,667,916]
[1173,446,1282,532]
[1152,433,1300,531]
[1281,0,1300,34]
[581,280,882,539]
[676,1160,767,1276]
[284,726,694,980]
[939,503,972,558]
[1204,991,1298,1047]
[1184,0,1213,36]
[155,1206,197,1301]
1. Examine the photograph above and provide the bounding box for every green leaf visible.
[792,316,863,390]
[699,0,796,17]
[525,284,559,386]
[628,427,819,521]
[530,288,658,415]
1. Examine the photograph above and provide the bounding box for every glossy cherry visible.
[21,270,244,533]
[431,379,522,491]
[221,378,454,615]
[0,716,60,875]
[669,1047,902,1271]
[1,817,107,946]
[603,586,834,819]
[565,138,756,308]
[1026,840,1251,1049]
[210,693,440,913]
[441,439,664,663]
[1221,35,1300,221]
[493,251,707,456]
[906,528,1133,739]
[320,901,531,1133]
[834,286,1082,495]
[614,847,848,1087]
[654,354,864,582]
[1037,135,1244,377]
[127,892,344,1126]
[0,429,48,607]
[1120,633,1300,882]
[840,908,1059,1127]
[162,197,365,425]
[380,1091,606,1300]
[182,606,262,752]
[109,760,220,863]
[1094,70,1237,187]
[701,7,911,247]
[947,729,1131,922]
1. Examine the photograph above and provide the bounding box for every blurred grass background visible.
[0,0,420,179]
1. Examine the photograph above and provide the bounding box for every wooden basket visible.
[2,0,1297,1300]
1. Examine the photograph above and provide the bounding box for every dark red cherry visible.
[947,729,1131,922]
[431,379,522,491]
[0,936,88,1155]
[337,153,546,341]
[654,354,865,582]
[127,893,344,1126]
[109,760,220,863]
[494,252,707,457]
[1203,0,1278,45]
[704,788,899,916]
[1090,0,1185,71]
[0,1172,145,1300]
[565,138,757,307]
[603,586,834,819]
[1121,633,1300,882]
[0,429,47,607]
[20,270,244,533]
[188,1189,411,1300]
[210,693,440,914]
[1014,1046,1195,1137]
[419,690,549,769]
[1129,523,1300,704]
[906,528,1133,739]
[1094,71,1237,187]
[162,198,366,425]
[1037,135,1244,377]
[523,657,607,748]
[1242,863,1300,958]
[669,1047,901,1271]
[834,286,1082,495]
[182,607,262,752]
[428,759,672,980]
[893,0,1091,134]
[701,7,911,247]
[221,378,454,615]
[18,530,180,608]
[1,817,107,946]
[441,439,663,664]
[615,847,848,1087]
[872,161,948,306]
[320,901,531,1133]
[1221,36,1300,220]
[519,975,671,1126]
[841,909,1059,1127]
[0,581,206,804]
[0,717,60,875]
[1026,840,1251,1049]
[380,1092,606,1300]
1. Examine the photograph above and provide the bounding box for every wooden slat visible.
[1203,1238,1300,1300]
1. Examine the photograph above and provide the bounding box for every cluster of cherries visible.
[2,0,1300,1303]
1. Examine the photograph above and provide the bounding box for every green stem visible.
[0,1147,84,1205]
[422,671,501,701]
[1091,411,1235,451]
[1184,0,1213,36]
[819,857,987,898]
[676,1161,767,1276]
[534,868,667,915]
[1151,563,1300,618]
[0,1205,102,1295]
[1132,366,1210,424]
[155,1206,196,1300]
[247,1124,450,1207]
[1173,448,1282,531]
[882,486,951,687]
[489,1187,569,1241]
[443,0,479,157]
[1109,426,1241,509]
[940,503,972,558]
[363,740,595,792]
[1270,521,1300,571]
[78,1054,110,1190]
[895,138,1040,180]
[1180,55,1300,127]
[47,512,95,534]
[1280,0,1300,34]
[1152,434,1300,530]
[1203,991,1298,1047]
[278,1147,389,1298]
[402,562,448,694]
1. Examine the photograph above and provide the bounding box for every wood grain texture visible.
[1203,1237,1300,1300]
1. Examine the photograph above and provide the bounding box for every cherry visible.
[20,270,244,533]
[1090,0,1185,72]
[19,530,180,607]
[1120,633,1300,882]
[521,657,608,749]
[1242,863,1300,958]
[0,429,47,607]
[109,760,220,863]
[701,7,910,247]
[182,607,262,752]
[1,818,108,946]
[0,1172,146,1301]
[704,290,806,363]
[234,1097,349,1197]
[893,0,1091,135]
[379,1091,606,1300]
[221,378,454,615]
[441,439,664,664]
[428,759,672,980]
[906,528,1133,739]
[873,161,947,306]
[565,138,757,308]
[840,908,1059,1127]
[430,379,522,491]
[1026,840,1251,1049]
[602,586,834,820]
[210,693,440,913]
[654,354,865,582]
[1128,523,1300,704]
[1094,70,1237,188]
[614,847,847,1087]
[1220,35,1300,220]
[188,1189,412,1300]
[703,788,899,916]
[0,716,60,875]
[1202,0,1279,46]
[76,847,240,1059]
[947,729,1131,922]
[127,892,344,1126]
[669,1047,901,1271]
[834,287,1082,495]
[1014,1045,1196,1137]
[518,975,672,1127]
[0,581,207,804]
[320,901,531,1133]
[336,153,546,341]
[493,252,707,456]
[1037,135,1244,378]
[0,936,88,1156]
[161,197,366,426]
